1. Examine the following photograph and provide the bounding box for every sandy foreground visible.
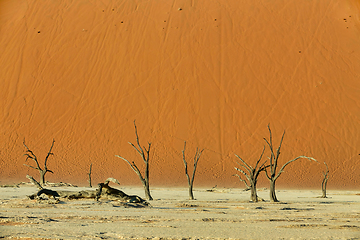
[0,185,359,239]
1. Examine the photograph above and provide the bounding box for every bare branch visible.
[255,163,270,180]
[235,161,252,176]
[131,161,143,179]
[104,177,121,186]
[23,164,39,170]
[323,161,329,177]
[23,141,41,170]
[233,174,251,189]
[133,120,145,157]
[235,154,252,170]
[190,147,204,186]
[265,124,275,166]
[144,142,152,164]
[254,146,266,170]
[26,175,43,190]
[274,156,317,180]
[234,167,252,183]
[115,155,138,174]
[264,167,271,180]
[129,142,142,156]
[276,131,285,159]
[44,139,55,167]
[258,161,269,172]
[182,142,191,186]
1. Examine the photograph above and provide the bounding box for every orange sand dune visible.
[0,0,359,189]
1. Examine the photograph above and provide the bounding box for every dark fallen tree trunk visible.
[27,177,149,206]
[28,188,98,201]
[96,180,148,205]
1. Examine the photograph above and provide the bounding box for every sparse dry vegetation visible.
[23,139,55,186]
[320,162,329,198]
[181,141,204,200]
[263,125,317,202]
[115,120,153,200]
[234,146,268,202]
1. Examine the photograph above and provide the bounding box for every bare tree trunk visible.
[88,163,92,188]
[182,141,204,200]
[320,162,329,198]
[39,171,46,186]
[321,178,328,198]
[144,157,152,200]
[269,180,278,202]
[250,183,258,202]
[188,185,194,200]
[144,182,152,201]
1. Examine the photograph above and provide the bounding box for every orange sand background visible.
[0,0,359,189]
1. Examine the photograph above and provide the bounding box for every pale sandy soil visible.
[0,186,359,239]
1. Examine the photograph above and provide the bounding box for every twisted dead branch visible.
[115,120,153,200]
[23,139,55,186]
[234,146,268,202]
[263,125,317,202]
[182,141,204,200]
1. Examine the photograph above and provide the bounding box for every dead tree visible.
[88,163,93,188]
[263,125,317,202]
[320,162,329,198]
[234,146,268,202]
[115,121,153,200]
[182,141,204,200]
[23,139,55,186]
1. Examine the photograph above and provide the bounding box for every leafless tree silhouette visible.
[263,125,317,202]
[23,139,55,186]
[234,146,268,202]
[115,121,153,200]
[182,141,204,200]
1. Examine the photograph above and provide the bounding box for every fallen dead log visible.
[27,189,97,200]
[26,177,149,206]
[95,178,149,206]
